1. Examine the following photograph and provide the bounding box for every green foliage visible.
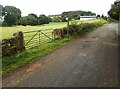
[68,19,108,35]
[19,15,38,26]
[19,16,28,26]
[38,14,51,25]
[27,15,38,26]
[97,14,100,18]
[68,24,79,35]
[4,13,17,26]
[0,4,4,16]
[3,6,21,26]
[52,16,61,22]
[71,20,79,25]
[28,13,38,19]
[108,1,120,21]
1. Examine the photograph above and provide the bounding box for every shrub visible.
[67,19,108,35]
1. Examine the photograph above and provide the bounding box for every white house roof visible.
[80,16,96,18]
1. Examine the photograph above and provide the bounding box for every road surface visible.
[3,23,119,87]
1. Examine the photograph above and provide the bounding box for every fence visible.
[23,27,70,49]
[2,28,68,56]
[23,29,53,49]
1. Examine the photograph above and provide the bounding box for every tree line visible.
[108,0,120,21]
[1,4,111,27]
[0,5,98,26]
[1,1,119,27]
[0,5,52,26]
[61,10,96,22]
[49,11,96,22]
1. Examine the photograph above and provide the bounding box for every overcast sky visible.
[0,0,115,16]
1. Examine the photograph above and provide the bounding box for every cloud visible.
[0,0,115,16]
[115,0,120,2]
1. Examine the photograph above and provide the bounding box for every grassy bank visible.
[2,19,108,76]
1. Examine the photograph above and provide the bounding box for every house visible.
[80,16,96,21]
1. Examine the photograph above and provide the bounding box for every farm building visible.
[80,16,96,21]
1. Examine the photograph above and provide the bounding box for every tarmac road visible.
[3,23,119,87]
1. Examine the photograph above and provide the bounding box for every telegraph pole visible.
[66,17,69,36]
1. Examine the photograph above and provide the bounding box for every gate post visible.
[13,31,25,51]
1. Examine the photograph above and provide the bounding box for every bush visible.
[68,24,80,35]
[38,15,51,25]
[19,15,38,26]
[67,19,108,35]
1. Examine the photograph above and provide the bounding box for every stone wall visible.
[52,27,68,39]
[2,31,25,56]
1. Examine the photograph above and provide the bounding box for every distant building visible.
[80,16,96,21]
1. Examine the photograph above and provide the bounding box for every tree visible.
[28,13,38,19]
[52,16,61,22]
[97,14,100,18]
[0,5,5,26]
[4,6,21,26]
[61,10,96,22]
[101,14,107,20]
[27,13,38,25]
[4,13,17,26]
[108,1,120,21]
[38,14,51,25]
[19,15,38,26]
[101,14,104,18]
[73,14,80,20]
[19,16,28,26]
[0,5,5,16]
[19,14,51,26]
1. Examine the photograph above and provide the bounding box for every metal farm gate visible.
[23,29,53,49]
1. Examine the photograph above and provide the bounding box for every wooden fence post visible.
[39,31,40,45]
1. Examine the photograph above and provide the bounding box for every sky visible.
[0,0,115,16]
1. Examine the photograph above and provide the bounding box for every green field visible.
[1,19,106,39]
[1,22,67,39]
[1,19,108,49]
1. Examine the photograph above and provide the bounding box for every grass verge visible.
[2,36,72,76]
